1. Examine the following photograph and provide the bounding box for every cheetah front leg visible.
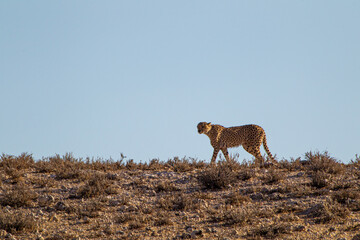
[221,148,231,161]
[210,147,220,165]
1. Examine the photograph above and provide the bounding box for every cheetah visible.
[197,122,276,165]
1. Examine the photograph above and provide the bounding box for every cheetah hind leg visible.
[243,145,265,166]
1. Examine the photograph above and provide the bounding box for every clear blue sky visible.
[1,1,359,163]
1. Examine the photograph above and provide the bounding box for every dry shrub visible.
[223,208,252,226]
[154,212,173,226]
[332,190,360,205]
[310,171,330,188]
[350,154,360,165]
[75,200,104,218]
[1,153,34,182]
[223,157,244,171]
[116,214,148,229]
[3,168,24,183]
[165,157,207,172]
[125,159,140,170]
[253,205,275,219]
[154,181,180,193]
[0,209,37,233]
[34,154,87,179]
[248,223,292,239]
[35,154,125,173]
[279,157,303,171]
[275,202,305,214]
[225,192,251,206]
[86,155,125,171]
[54,155,86,180]
[128,217,147,230]
[262,169,284,185]
[115,213,134,224]
[0,183,37,208]
[304,201,350,224]
[237,168,255,181]
[166,157,193,172]
[331,178,352,191]
[157,192,199,211]
[214,205,272,223]
[34,159,54,173]
[30,176,56,188]
[76,173,117,198]
[197,161,238,190]
[305,151,344,174]
[0,153,34,170]
[55,165,84,180]
[208,206,253,226]
[146,158,164,170]
[189,158,207,169]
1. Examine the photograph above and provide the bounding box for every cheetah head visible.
[197,122,212,134]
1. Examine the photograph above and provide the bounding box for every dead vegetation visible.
[0,151,360,239]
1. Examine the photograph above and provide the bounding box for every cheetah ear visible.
[207,122,212,125]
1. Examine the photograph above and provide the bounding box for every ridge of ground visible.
[1,152,360,240]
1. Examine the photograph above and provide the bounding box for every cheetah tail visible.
[263,134,276,163]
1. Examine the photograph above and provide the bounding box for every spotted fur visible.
[197,122,275,165]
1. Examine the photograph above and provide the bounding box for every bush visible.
[332,190,360,204]
[197,161,238,190]
[305,151,344,174]
[223,208,251,226]
[350,154,360,165]
[154,181,180,193]
[0,209,37,233]
[115,213,134,224]
[225,192,251,206]
[237,168,255,181]
[310,171,329,189]
[248,223,292,238]
[262,169,284,185]
[1,153,34,182]
[157,192,199,211]
[146,158,164,170]
[125,159,140,170]
[115,214,148,229]
[279,157,303,171]
[166,157,193,172]
[208,205,253,226]
[76,173,117,198]
[0,183,37,208]
[304,201,350,224]
[75,200,104,218]
[154,213,173,226]
[0,153,34,170]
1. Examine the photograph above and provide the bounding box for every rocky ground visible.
[1,152,360,240]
